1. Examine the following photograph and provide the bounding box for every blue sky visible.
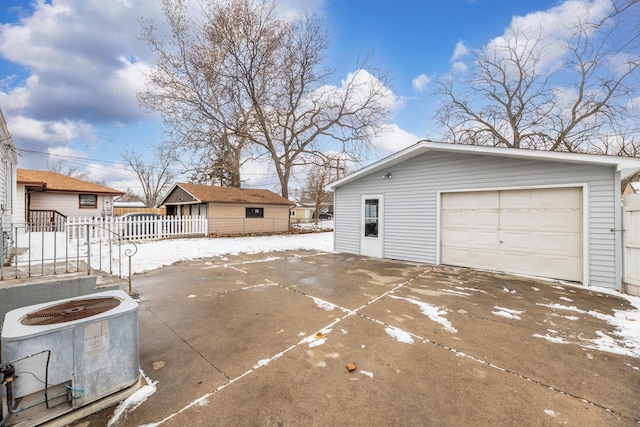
[0,0,573,193]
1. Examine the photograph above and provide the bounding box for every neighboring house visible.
[623,181,640,196]
[160,182,293,236]
[113,199,166,216]
[290,202,314,223]
[16,169,124,224]
[327,141,640,291]
[0,107,17,227]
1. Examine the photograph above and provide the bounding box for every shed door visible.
[441,187,582,282]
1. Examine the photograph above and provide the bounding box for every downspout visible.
[614,168,623,292]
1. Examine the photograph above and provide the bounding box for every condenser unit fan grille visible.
[20,297,122,325]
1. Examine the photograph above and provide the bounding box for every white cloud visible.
[371,124,422,158]
[451,61,468,74]
[340,68,404,112]
[85,162,141,193]
[412,74,431,92]
[48,145,87,159]
[276,0,325,20]
[0,0,163,168]
[8,115,86,144]
[240,157,283,193]
[0,0,157,122]
[627,96,640,112]
[485,0,612,75]
[451,41,469,61]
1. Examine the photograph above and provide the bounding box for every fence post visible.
[86,223,91,275]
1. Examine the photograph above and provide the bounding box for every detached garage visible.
[327,141,640,290]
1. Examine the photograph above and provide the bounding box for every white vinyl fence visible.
[66,215,207,240]
[0,215,207,281]
[623,194,640,295]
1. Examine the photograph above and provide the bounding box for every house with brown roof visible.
[16,169,124,224]
[160,182,294,236]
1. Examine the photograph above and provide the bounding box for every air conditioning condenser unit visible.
[1,290,139,426]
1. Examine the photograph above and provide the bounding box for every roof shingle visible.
[17,169,124,195]
[172,182,293,205]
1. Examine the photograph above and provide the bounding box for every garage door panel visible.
[441,229,501,250]
[499,252,536,273]
[537,233,582,254]
[501,190,534,209]
[442,191,498,209]
[501,211,532,229]
[532,255,581,279]
[475,211,500,228]
[539,188,582,207]
[537,211,581,232]
[441,247,500,270]
[440,229,471,247]
[474,251,501,270]
[501,231,533,251]
[441,187,582,282]
[471,232,501,249]
[442,211,497,228]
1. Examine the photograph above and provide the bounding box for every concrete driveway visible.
[78,251,639,426]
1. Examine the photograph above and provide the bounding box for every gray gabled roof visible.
[327,141,640,190]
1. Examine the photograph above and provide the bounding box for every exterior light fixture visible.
[382,172,392,179]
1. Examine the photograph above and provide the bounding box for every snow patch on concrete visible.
[313,297,336,311]
[389,295,457,333]
[385,326,414,344]
[108,371,157,427]
[492,306,524,320]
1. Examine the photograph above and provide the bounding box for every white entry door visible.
[440,187,583,282]
[360,195,383,258]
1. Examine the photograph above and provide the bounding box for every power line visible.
[15,147,284,181]
[16,148,116,165]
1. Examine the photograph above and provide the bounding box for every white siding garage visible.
[328,141,640,291]
[440,187,583,281]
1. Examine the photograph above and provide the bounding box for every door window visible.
[364,199,379,237]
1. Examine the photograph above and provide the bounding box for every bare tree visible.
[118,188,144,203]
[48,160,90,180]
[302,161,334,222]
[121,148,177,208]
[435,0,640,154]
[139,0,392,198]
[178,128,250,187]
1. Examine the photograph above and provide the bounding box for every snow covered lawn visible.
[127,231,334,274]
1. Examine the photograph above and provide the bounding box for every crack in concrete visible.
[144,306,232,381]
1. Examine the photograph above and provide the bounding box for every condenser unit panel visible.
[1,290,139,423]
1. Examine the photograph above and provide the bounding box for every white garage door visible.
[441,187,582,282]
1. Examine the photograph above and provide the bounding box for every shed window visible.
[246,207,264,218]
[79,194,98,208]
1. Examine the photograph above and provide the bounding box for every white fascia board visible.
[326,141,640,190]
[326,142,429,190]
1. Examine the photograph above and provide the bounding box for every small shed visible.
[160,182,294,236]
[290,202,315,223]
[327,141,640,290]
